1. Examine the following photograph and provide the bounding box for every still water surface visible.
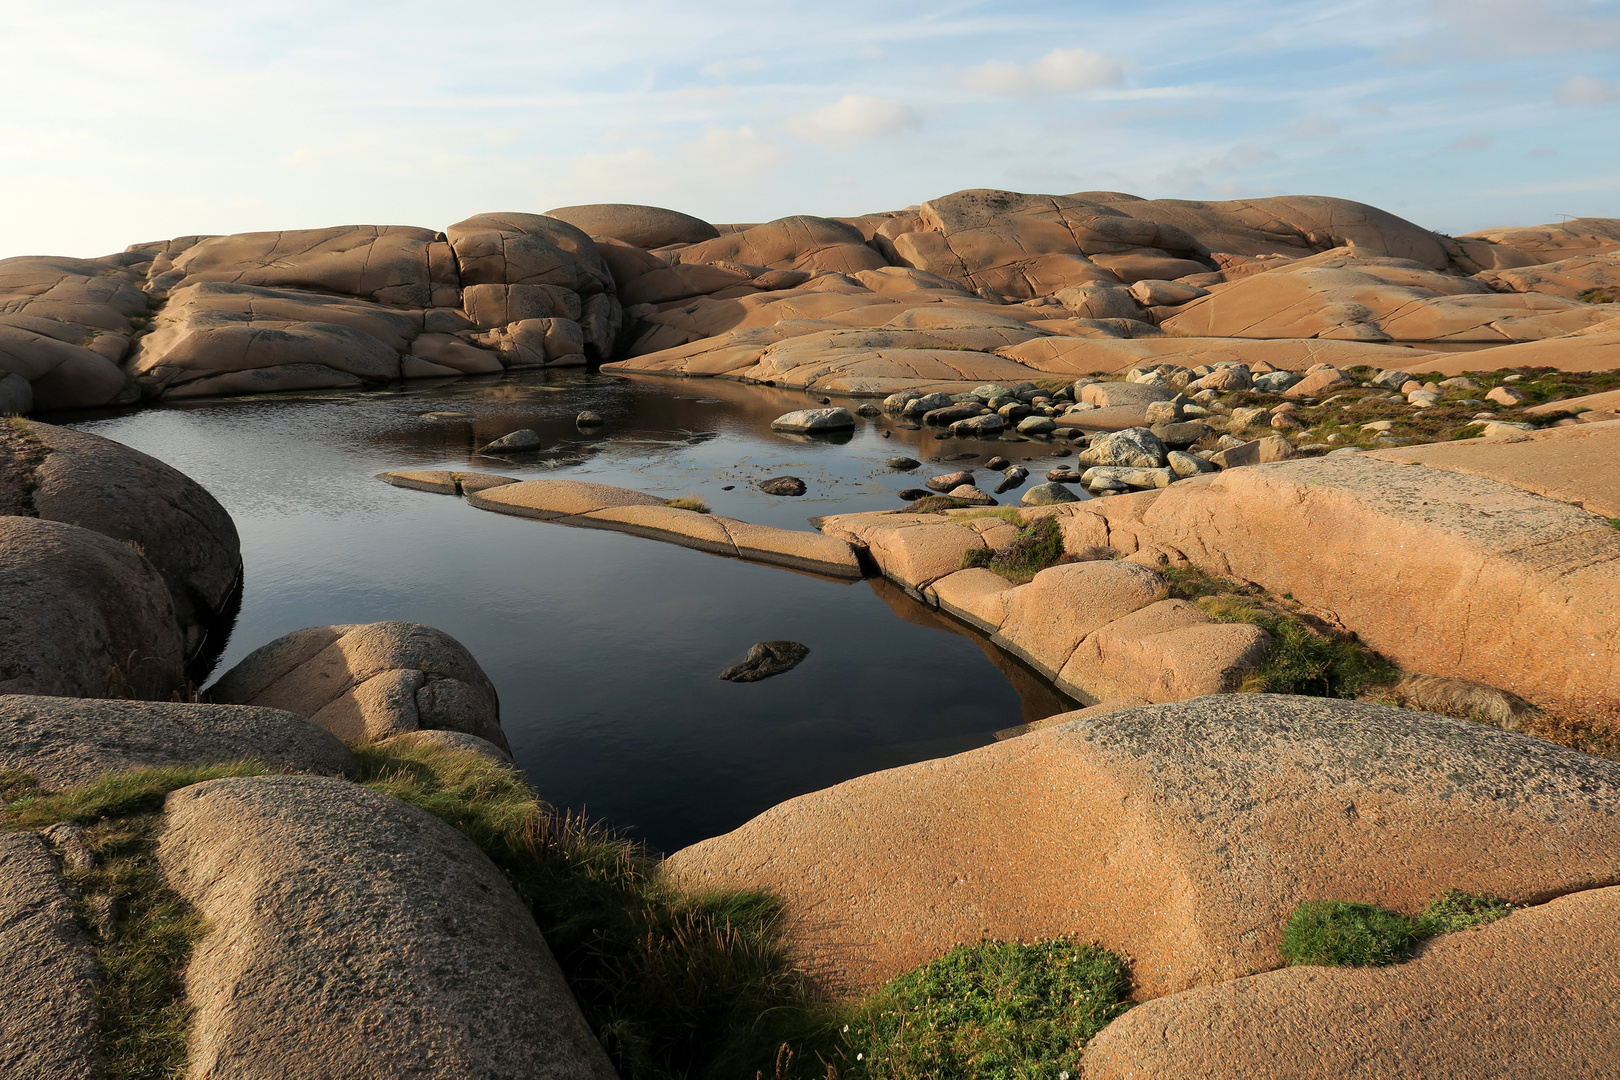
[69,371,1082,852]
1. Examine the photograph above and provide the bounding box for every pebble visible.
[481,429,542,452]
[576,410,604,426]
[885,456,920,470]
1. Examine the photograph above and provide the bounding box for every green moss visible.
[4,762,267,1080]
[836,938,1132,1080]
[1163,565,1397,698]
[1578,287,1620,304]
[353,742,828,1080]
[1282,892,1513,968]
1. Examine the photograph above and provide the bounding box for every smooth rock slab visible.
[0,832,99,1080]
[665,695,1620,1000]
[0,694,354,789]
[377,470,519,496]
[1083,884,1620,1080]
[159,775,617,1080]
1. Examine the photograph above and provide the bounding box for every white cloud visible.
[1448,132,1494,151]
[1207,144,1277,171]
[957,47,1124,98]
[698,56,766,79]
[1558,75,1620,105]
[1391,0,1620,61]
[785,95,922,146]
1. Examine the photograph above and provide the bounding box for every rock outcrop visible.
[665,695,1620,999]
[0,515,184,700]
[0,695,354,789]
[1082,883,1620,1079]
[159,775,618,1080]
[3,420,241,656]
[0,832,100,1080]
[207,622,509,752]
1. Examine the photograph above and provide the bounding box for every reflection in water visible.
[61,369,1086,852]
[867,577,1078,725]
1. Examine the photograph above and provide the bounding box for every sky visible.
[2,0,1618,260]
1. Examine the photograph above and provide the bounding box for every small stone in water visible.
[759,476,807,496]
[576,410,604,426]
[885,456,920,470]
[719,641,810,683]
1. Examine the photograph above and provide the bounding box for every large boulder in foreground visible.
[664,695,1620,999]
[1141,456,1620,723]
[1083,883,1620,1079]
[0,695,354,790]
[0,832,99,1080]
[4,420,241,655]
[207,622,508,752]
[159,775,616,1080]
[0,516,184,700]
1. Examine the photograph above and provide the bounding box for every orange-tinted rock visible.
[1142,458,1620,720]
[665,695,1620,999]
[1460,217,1620,262]
[445,212,613,297]
[671,216,887,277]
[1365,419,1620,519]
[1083,884,1620,1080]
[1478,252,1620,299]
[1405,329,1620,375]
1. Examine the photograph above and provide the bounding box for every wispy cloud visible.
[785,96,922,146]
[1558,75,1620,105]
[956,47,1124,98]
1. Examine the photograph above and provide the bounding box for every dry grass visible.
[663,496,712,513]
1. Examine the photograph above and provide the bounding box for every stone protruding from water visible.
[159,775,618,1080]
[719,641,810,682]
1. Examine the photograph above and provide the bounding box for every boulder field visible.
[4,192,1618,411]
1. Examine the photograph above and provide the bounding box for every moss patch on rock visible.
[1281,891,1514,968]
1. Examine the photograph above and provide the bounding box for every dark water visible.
[66,371,1080,852]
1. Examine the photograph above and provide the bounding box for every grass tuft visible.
[3,762,269,1080]
[838,939,1132,1080]
[1282,891,1513,968]
[353,741,830,1080]
[663,496,711,513]
[958,516,1070,585]
[1162,566,1396,697]
[901,496,974,513]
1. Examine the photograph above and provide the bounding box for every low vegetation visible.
[1162,565,1397,697]
[663,495,711,513]
[1281,891,1513,968]
[959,515,1071,584]
[3,762,268,1080]
[836,938,1132,1080]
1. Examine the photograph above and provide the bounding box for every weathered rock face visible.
[1082,883,1620,1080]
[1478,252,1620,299]
[1141,457,1620,721]
[159,775,618,1080]
[0,516,184,700]
[670,215,887,277]
[664,695,1620,1000]
[3,420,240,654]
[542,203,720,249]
[0,254,147,411]
[0,695,354,790]
[0,832,99,1080]
[207,622,508,752]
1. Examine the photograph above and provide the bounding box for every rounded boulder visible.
[542,203,720,249]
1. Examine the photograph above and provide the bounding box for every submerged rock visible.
[719,640,810,682]
[885,456,920,470]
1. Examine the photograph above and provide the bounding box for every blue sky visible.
[3,0,1618,259]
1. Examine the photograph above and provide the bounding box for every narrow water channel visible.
[65,371,1081,852]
